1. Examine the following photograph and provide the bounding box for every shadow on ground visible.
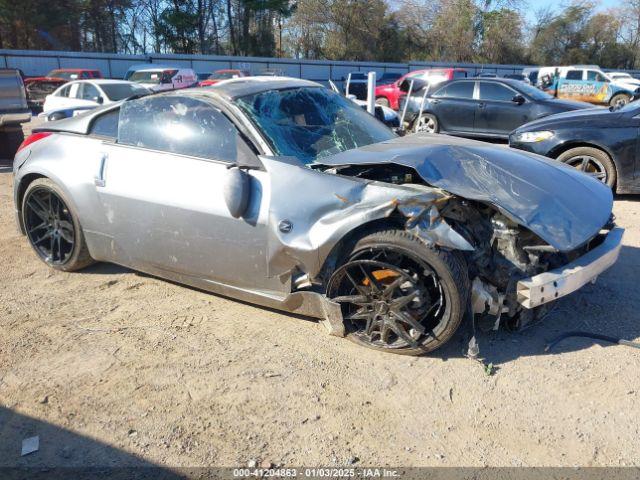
[75,240,640,368]
[0,407,186,479]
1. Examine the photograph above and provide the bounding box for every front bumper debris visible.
[517,227,624,309]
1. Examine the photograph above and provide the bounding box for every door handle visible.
[431,99,440,105]
[477,102,486,109]
[95,153,107,187]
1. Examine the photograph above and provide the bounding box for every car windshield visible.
[100,83,150,100]
[47,70,78,80]
[209,71,237,80]
[128,71,163,84]
[236,87,396,164]
[515,82,554,101]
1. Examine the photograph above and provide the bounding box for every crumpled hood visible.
[316,133,613,252]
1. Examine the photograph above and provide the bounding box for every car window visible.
[90,109,119,138]
[432,81,475,99]
[80,83,100,101]
[586,71,606,82]
[478,82,514,102]
[565,70,583,80]
[57,85,71,97]
[118,96,239,162]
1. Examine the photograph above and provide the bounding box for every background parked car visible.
[0,68,31,158]
[199,69,249,86]
[538,66,638,107]
[607,71,640,90]
[401,77,591,139]
[375,68,468,109]
[43,80,151,115]
[24,69,103,109]
[509,101,640,193]
[124,65,197,91]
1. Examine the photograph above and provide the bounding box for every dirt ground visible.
[0,169,639,469]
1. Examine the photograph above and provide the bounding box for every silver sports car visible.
[13,77,623,355]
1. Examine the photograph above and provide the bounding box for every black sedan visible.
[510,102,640,193]
[401,78,591,139]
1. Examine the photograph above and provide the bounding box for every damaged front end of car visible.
[259,133,623,347]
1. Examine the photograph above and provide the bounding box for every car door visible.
[557,69,585,102]
[429,80,476,133]
[95,95,282,293]
[476,81,532,136]
[74,82,102,108]
[44,83,73,112]
[585,70,612,105]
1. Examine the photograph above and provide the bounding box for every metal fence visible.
[2,49,639,82]
[0,49,531,81]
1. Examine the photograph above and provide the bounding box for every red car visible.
[375,68,468,110]
[199,69,249,87]
[24,69,103,107]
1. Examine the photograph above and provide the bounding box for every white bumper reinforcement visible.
[517,227,624,309]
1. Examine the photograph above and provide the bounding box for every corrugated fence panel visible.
[2,49,639,80]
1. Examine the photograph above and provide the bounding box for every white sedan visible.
[43,80,151,114]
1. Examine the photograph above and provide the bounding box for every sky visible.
[524,0,622,22]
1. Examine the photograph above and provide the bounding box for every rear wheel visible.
[22,178,94,271]
[413,113,439,134]
[609,93,630,108]
[327,229,469,355]
[557,146,616,188]
[375,97,390,107]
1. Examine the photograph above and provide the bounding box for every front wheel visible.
[556,146,616,188]
[413,113,439,134]
[22,178,94,271]
[609,93,630,108]
[327,229,469,355]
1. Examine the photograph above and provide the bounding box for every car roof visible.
[198,76,322,100]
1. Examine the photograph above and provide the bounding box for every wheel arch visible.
[315,217,405,286]
[15,173,47,234]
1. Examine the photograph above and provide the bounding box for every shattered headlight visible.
[512,130,554,143]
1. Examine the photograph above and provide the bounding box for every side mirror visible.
[223,167,251,218]
[512,94,525,105]
[95,96,104,104]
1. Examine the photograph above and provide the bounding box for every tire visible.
[22,178,94,272]
[413,113,439,134]
[556,146,616,188]
[327,229,469,355]
[609,93,630,108]
[375,97,390,108]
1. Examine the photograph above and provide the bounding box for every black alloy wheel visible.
[24,186,76,265]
